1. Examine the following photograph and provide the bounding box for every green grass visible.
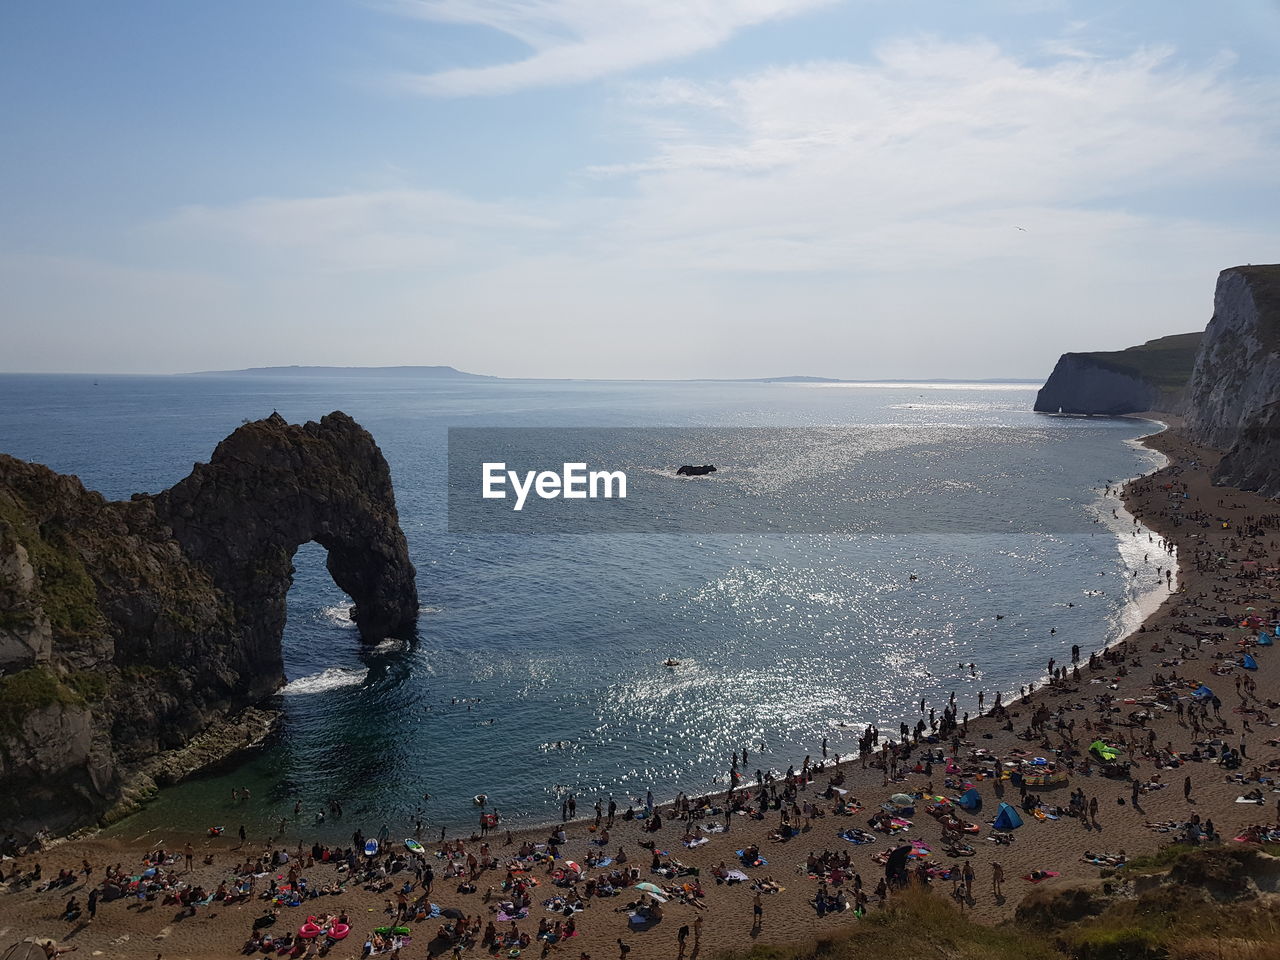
[0,666,84,736]
[715,848,1280,960]
[1118,844,1200,874]
[719,889,1060,960]
[1233,264,1280,353]
[66,670,110,702]
[0,499,104,640]
[1078,332,1203,391]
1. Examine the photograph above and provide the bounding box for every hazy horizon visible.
[2,2,1278,378]
[0,364,1050,383]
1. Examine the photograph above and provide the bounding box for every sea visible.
[0,374,1174,843]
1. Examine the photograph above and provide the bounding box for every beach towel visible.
[839,830,875,845]
[1022,871,1060,884]
[683,837,709,848]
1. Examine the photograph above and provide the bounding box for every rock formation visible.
[0,412,418,839]
[1035,264,1280,498]
[1033,332,1202,416]
[1185,265,1280,496]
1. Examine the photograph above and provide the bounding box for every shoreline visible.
[35,416,1184,852]
[7,421,1278,960]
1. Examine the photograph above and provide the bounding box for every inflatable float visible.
[364,839,379,856]
[474,794,488,806]
[405,838,425,854]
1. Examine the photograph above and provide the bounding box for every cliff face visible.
[1185,265,1280,496]
[1033,332,1203,415]
[0,412,418,839]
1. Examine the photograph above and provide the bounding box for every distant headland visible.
[1035,263,1280,497]
[188,366,1042,385]
[189,364,496,380]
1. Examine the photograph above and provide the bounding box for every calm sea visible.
[0,375,1170,842]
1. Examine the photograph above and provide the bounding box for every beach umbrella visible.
[889,794,914,805]
[633,882,667,901]
[561,861,581,875]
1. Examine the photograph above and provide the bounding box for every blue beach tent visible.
[992,802,1023,830]
[1260,633,1274,647]
[958,788,982,813]
[1242,654,1259,670]
[1193,684,1214,700]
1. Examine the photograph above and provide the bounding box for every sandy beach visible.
[4,423,1279,960]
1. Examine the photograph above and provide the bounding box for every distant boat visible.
[664,658,681,667]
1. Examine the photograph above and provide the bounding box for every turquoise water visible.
[0,375,1168,842]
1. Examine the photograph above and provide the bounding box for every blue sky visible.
[2,0,1278,378]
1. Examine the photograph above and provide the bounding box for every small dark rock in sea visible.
[676,464,717,476]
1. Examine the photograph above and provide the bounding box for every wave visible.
[283,666,368,696]
[321,605,357,628]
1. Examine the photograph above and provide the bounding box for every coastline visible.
[75,415,1178,849]
[9,420,1277,960]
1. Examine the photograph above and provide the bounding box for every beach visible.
[3,423,1278,960]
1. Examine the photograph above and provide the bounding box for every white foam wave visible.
[321,605,357,628]
[283,666,368,696]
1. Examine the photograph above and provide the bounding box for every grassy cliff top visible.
[1076,331,1203,390]
[1231,264,1280,351]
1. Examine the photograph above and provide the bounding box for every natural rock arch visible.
[0,411,418,838]
[152,411,419,654]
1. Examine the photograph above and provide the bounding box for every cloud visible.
[389,0,838,96]
[583,40,1277,274]
[42,38,1277,377]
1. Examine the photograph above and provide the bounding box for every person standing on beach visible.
[991,861,1004,897]
[752,891,763,931]
[1184,775,1193,801]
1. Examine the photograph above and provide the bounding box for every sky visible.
[1,0,1279,379]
